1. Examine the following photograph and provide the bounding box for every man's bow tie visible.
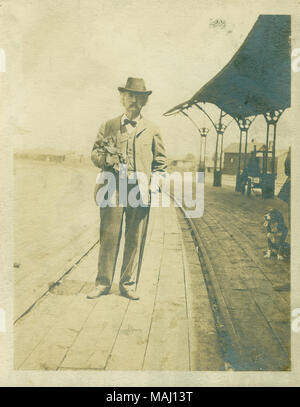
[123,118,137,127]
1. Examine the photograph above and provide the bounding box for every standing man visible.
[87,78,167,300]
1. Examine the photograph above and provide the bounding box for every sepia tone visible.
[1,0,300,387]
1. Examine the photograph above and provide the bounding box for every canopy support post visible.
[195,104,229,187]
[234,116,256,192]
[262,110,284,199]
[236,129,243,191]
[199,127,209,173]
[213,127,225,187]
[213,132,220,186]
[180,110,208,176]
[220,132,224,171]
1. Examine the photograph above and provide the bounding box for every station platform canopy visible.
[164,15,291,119]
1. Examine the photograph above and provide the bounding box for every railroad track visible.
[171,194,240,370]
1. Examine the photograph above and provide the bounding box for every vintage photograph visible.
[1,0,297,379]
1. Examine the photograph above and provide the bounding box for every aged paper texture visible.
[1,0,300,386]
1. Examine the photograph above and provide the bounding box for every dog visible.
[263,209,289,260]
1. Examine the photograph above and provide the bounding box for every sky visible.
[4,0,300,159]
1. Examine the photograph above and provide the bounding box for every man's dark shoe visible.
[86,285,110,299]
[120,288,140,300]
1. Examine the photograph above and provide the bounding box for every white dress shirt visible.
[121,114,141,133]
[120,114,141,178]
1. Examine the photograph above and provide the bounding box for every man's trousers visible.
[96,194,150,291]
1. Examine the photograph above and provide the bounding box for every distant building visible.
[168,158,196,171]
[167,155,217,173]
[205,157,215,172]
[14,149,91,164]
[14,148,66,163]
[223,142,288,178]
[64,152,80,162]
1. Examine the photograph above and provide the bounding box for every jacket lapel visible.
[112,115,123,146]
[134,117,146,139]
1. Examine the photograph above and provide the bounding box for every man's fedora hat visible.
[118,77,152,95]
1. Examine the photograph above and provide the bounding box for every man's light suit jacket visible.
[91,115,167,205]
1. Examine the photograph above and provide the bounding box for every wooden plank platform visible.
[14,161,290,371]
[14,202,221,371]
